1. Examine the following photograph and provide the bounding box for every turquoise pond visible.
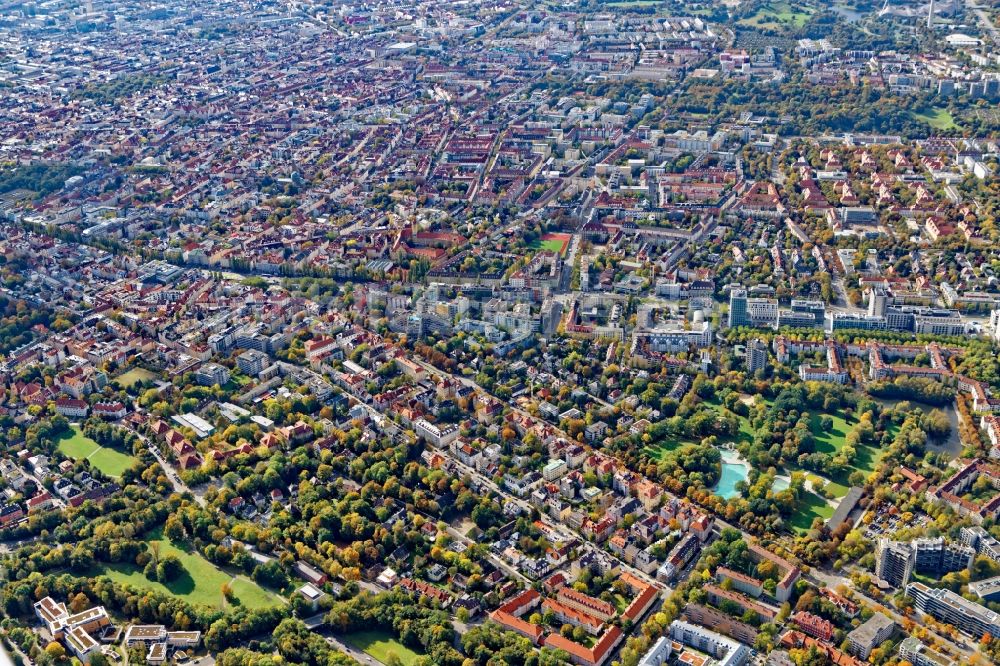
[714,451,750,499]
[712,449,790,499]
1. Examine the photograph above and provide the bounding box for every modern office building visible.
[729,289,749,328]
[746,338,769,373]
[961,526,1000,563]
[669,621,751,666]
[638,636,672,666]
[897,637,954,666]
[912,537,974,576]
[907,581,1000,638]
[236,349,268,376]
[876,539,915,587]
[194,362,230,387]
[969,575,1000,604]
[846,613,896,659]
[828,304,964,335]
[730,289,823,331]
[778,299,826,328]
[875,537,973,588]
[869,286,889,317]
[826,312,888,331]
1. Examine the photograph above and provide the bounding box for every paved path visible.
[968,0,1000,42]
[324,635,381,666]
[127,425,207,507]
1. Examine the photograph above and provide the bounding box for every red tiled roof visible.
[544,626,623,666]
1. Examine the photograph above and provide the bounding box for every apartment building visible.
[669,621,751,666]
[414,418,459,448]
[898,636,955,666]
[846,613,896,659]
[907,581,1000,638]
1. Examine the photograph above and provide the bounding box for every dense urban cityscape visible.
[3,0,1000,665]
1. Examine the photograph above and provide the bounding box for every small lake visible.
[830,4,865,22]
[873,398,963,458]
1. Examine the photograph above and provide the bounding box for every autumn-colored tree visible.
[44,642,66,660]
[69,592,90,613]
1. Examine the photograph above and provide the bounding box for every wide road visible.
[968,0,1000,43]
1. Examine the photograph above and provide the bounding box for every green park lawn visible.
[99,529,282,610]
[789,491,836,534]
[643,438,695,460]
[913,107,959,130]
[737,415,756,444]
[56,427,135,479]
[808,411,850,456]
[738,1,814,28]
[806,473,850,499]
[115,367,159,389]
[706,400,879,526]
[341,630,423,666]
[651,396,880,531]
[807,411,884,477]
[852,444,883,476]
[705,397,763,445]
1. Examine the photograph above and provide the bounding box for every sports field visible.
[57,427,135,479]
[530,232,571,257]
[115,368,159,388]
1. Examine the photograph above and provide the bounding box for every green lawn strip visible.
[789,490,835,533]
[115,368,158,388]
[341,630,424,666]
[809,411,886,479]
[98,529,282,610]
[910,570,939,586]
[529,239,568,255]
[735,413,755,444]
[912,107,959,130]
[738,1,813,28]
[56,426,135,479]
[87,448,136,478]
[801,472,850,499]
[643,438,696,460]
[229,576,284,609]
[808,411,850,456]
[56,428,102,459]
[540,240,564,253]
[852,444,882,475]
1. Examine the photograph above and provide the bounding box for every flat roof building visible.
[898,636,954,666]
[846,613,895,659]
[907,581,1000,639]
